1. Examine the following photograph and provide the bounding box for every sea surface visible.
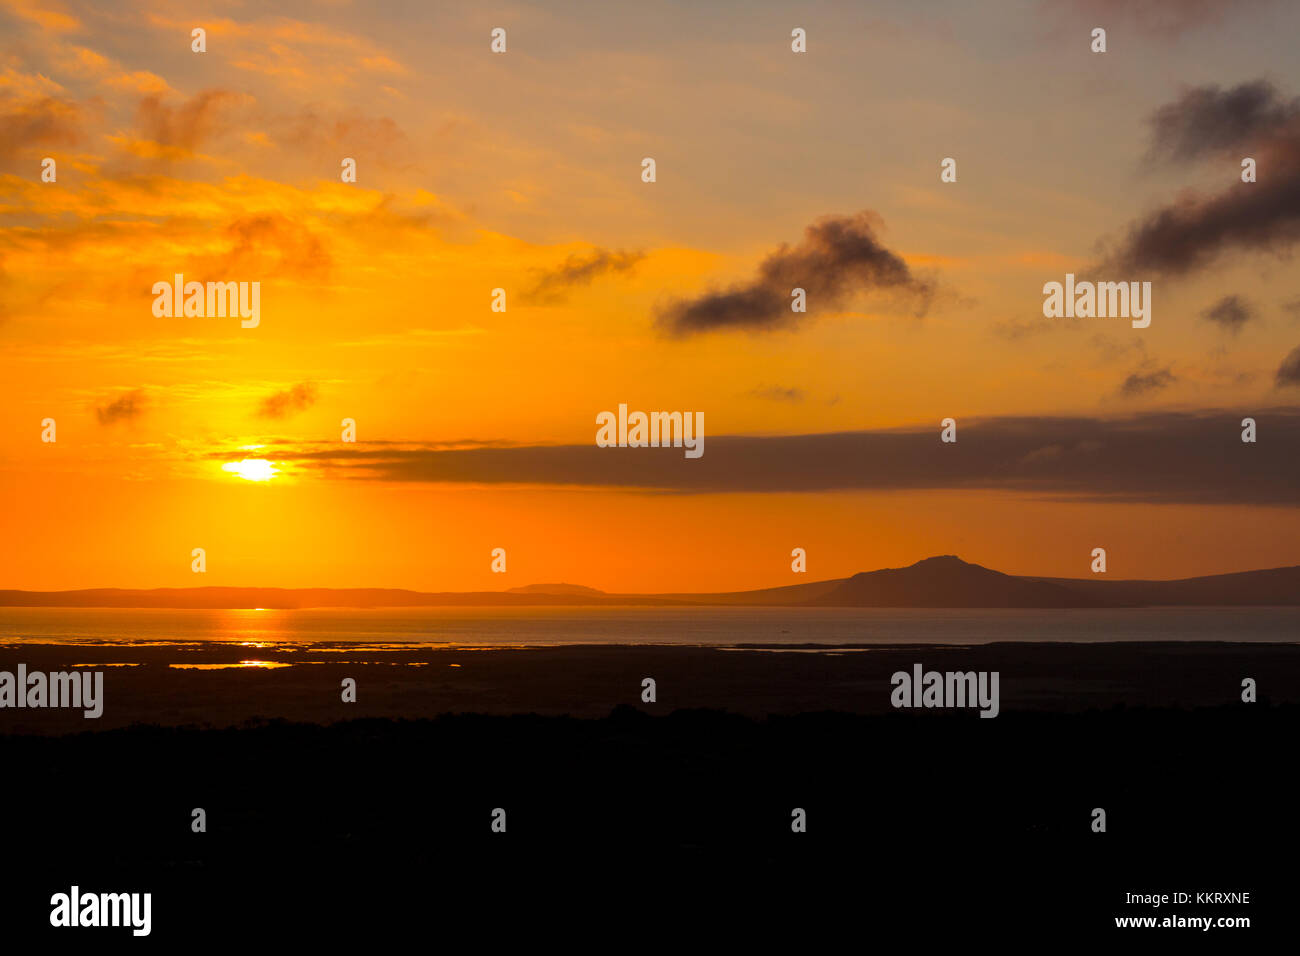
[1,605,1297,647]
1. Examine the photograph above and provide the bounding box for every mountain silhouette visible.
[3,555,1299,608]
[806,555,1101,608]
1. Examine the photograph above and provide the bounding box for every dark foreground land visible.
[0,643,1294,944]
[2,640,1298,732]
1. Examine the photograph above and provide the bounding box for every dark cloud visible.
[747,385,806,403]
[1147,81,1299,163]
[1201,295,1255,332]
[1281,297,1300,321]
[1106,164,1300,274]
[1277,346,1300,387]
[1104,81,1300,275]
[258,383,318,419]
[1120,366,1177,397]
[95,390,147,425]
[526,249,643,304]
[224,409,1300,505]
[657,212,934,335]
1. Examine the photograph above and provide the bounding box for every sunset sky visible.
[3,0,1300,591]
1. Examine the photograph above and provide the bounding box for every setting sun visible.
[222,459,279,482]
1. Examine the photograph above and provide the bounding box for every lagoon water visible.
[1,605,1297,647]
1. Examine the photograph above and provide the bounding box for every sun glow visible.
[222,459,278,482]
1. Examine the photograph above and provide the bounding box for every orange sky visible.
[3,0,1300,591]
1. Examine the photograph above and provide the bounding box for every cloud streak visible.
[747,385,806,403]
[223,409,1300,505]
[526,248,643,304]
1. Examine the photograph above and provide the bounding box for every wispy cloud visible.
[747,385,806,403]
[257,382,318,419]
[1201,295,1255,333]
[525,248,643,304]
[1120,365,1177,397]
[0,86,82,163]
[133,89,252,155]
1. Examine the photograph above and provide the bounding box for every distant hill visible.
[805,555,1101,608]
[1030,564,1300,607]
[2,556,1298,608]
[652,577,849,606]
[505,583,606,596]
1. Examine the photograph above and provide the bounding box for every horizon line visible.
[6,554,1300,597]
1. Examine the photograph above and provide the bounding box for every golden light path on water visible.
[169,661,293,669]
